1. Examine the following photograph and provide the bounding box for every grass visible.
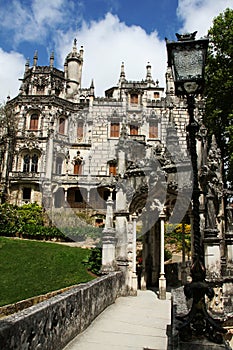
[0,237,95,306]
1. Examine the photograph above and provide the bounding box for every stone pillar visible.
[45,129,54,180]
[115,185,128,261]
[159,211,166,300]
[127,213,137,294]
[101,192,117,273]
[141,232,148,290]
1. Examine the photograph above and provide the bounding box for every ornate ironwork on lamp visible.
[166,32,227,344]
[166,32,209,96]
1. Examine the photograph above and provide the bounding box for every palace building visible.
[1,40,232,298]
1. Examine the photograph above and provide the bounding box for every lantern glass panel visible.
[173,48,203,81]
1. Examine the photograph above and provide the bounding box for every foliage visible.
[0,203,103,241]
[0,203,63,240]
[165,223,191,258]
[83,247,102,275]
[204,8,233,188]
[0,237,95,306]
[164,248,172,261]
[60,226,102,243]
[75,211,93,225]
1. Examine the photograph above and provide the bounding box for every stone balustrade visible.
[0,271,124,350]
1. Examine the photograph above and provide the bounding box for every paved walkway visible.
[64,289,171,350]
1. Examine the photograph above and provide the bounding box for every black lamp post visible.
[166,31,208,263]
[166,33,227,344]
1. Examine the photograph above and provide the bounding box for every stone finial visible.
[50,51,54,67]
[72,38,78,54]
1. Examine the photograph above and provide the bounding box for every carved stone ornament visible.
[177,258,227,344]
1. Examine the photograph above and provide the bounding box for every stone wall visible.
[0,272,124,350]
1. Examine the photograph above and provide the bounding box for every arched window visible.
[29,114,39,130]
[130,125,138,135]
[23,154,30,172]
[23,153,39,173]
[59,118,65,134]
[109,163,117,176]
[56,157,63,174]
[31,154,38,172]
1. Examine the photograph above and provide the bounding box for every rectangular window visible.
[23,188,31,201]
[110,122,120,137]
[59,118,65,134]
[37,86,45,95]
[74,163,82,175]
[30,114,39,130]
[77,122,84,139]
[130,94,138,104]
[130,125,138,135]
[149,121,158,138]
[154,92,160,99]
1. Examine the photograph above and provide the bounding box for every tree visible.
[204,8,233,189]
[0,103,18,202]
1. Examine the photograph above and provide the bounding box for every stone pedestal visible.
[101,228,117,273]
[169,287,231,350]
[159,273,166,300]
[204,229,221,280]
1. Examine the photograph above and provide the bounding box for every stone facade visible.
[0,40,233,294]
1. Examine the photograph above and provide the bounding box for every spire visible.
[119,62,126,83]
[146,62,152,81]
[50,51,54,68]
[90,79,95,95]
[33,50,38,67]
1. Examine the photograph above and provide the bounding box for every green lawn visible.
[0,237,95,306]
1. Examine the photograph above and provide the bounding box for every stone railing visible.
[0,271,124,350]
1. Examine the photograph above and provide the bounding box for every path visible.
[64,289,171,350]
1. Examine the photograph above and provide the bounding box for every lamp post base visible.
[159,273,166,300]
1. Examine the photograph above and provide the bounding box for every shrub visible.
[83,247,102,275]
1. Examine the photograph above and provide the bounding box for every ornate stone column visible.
[101,191,117,273]
[159,210,166,299]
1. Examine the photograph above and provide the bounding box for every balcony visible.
[128,134,146,143]
[9,171,42,181]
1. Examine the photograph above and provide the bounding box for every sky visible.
[0,0,232,102]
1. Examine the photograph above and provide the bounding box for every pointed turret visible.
[33,51,38,67]
[146,62,152,82]
[24,58,30,74]
[65,39,84,95]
